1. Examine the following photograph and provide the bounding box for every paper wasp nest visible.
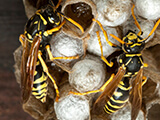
[14,0,160,119]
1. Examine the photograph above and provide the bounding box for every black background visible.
[0,0,34,119]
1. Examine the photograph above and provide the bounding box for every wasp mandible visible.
[19,0,84,103]
[69,4,160,120]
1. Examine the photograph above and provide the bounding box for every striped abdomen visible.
[32,61,48,103]
[104,77,131,114]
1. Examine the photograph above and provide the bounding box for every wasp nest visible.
[14,0,160,119]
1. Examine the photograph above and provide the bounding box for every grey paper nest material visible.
[14,0,160,119]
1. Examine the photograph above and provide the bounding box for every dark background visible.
[0,0,34,119]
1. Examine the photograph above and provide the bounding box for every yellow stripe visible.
[110,96,129,104]
[27,33,32,40]
[118,84,131,91]
[33,92,47,99]
[34,21,38,24]
[107,100,125,109]
[32,88,47,95]
[130,43,142,48]
[32,82,48,91]
[34,72,47,84]
[36,13,47,25]
[34,71,38,76]
[48,17,54,24]
[104,107,112,114]
[36,61,40,66]
[55,21,60,25]
[125,58,132,66]
[126,54,141,57]
[104,104,116,113]
[119,59,123,63]
[119,81,124,86]
[40,97,46,103]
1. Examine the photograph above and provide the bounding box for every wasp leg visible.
[45,45,79,61]
[69,74,115,96]
[19,34,25,47]
[131,4,142,36]
[96,31,113,67]
[38,50,60,102]
[62,15,84,33]
[45,20,66,36]
[93,18,125,46]
[142,76,147,86]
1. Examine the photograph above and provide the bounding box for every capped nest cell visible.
[14,0,160,120]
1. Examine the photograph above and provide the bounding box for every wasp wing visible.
[21,36,42,103]
[92,66,126,114]
[129,68,143,120]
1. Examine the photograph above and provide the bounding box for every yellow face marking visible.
[34,21,39,24]
[48,17,55,24]
[36,13,47,25]
[122,45,128,53]
[130,43,142,48]
[55,21,60,25]
[127,32,137,40]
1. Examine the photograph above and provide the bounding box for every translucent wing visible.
[129,68,143,120]
[21,36,41,103]
[92,66,126,114]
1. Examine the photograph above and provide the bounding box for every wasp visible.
[69,4,160,120]
[19,0,84,103]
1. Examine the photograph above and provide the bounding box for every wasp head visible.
[45,5,61,26]
[122,30,145,54]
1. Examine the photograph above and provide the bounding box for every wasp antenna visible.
[49,0,55,7]
[93,18,118,47]
[140,18,160,42]
[110,34,125,45]
[131,4,142,36]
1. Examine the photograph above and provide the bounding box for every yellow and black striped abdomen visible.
[104,78,131,114]
[32,61,48,103]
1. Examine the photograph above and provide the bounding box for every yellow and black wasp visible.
[19,0,84,103]
[69,4,160,120]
